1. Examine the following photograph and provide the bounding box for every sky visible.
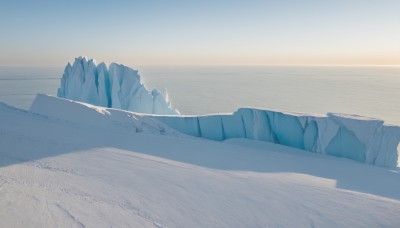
[0,0,399,66]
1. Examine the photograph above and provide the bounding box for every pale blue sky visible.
[1,0,399,66]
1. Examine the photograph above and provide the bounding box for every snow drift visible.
[57,56,179,115]
[32,94,400,168]
[31,94,182,137]
[154,110,400,168]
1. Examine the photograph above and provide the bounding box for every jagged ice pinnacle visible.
[57,56,179,115]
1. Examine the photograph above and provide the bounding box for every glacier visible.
[154,110,400,168]
[47,56,400,168]
[31,94,400,168]
[57,56,179,115]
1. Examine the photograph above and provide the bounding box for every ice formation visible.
[5,96,400,227]
[153,109,400,168]
[31,94,400,168]
[57,56,179,115]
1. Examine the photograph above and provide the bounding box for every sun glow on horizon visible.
[0,1,399,66]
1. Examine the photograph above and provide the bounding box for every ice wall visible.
[153,109,400,168]
[57,56,179,115]
[31,94,399,167]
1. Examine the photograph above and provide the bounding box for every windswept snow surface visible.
[57,56,178,115]
[1,97,400,227]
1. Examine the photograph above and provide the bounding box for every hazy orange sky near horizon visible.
[0,0,399,66]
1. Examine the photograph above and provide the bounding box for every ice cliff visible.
[57,56,179,115]
[47,57,400,167]
[31,94,400,168]
[153,109,400,168]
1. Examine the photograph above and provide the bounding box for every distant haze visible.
[1,0,399,66]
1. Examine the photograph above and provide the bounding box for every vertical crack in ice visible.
[240,114,247,138]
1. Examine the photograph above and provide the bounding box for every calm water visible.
[0,65,399,125]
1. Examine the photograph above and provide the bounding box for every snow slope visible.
[1,99,400,227]
[57,56,178,115]
[30,94,182,137]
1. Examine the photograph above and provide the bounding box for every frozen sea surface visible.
[0,65,399,124]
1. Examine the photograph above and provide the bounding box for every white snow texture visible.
[57,56,179,115]
[3,99,400,227]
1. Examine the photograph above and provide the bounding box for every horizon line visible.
[1,63,399,68]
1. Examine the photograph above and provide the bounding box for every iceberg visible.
[57,56,179,115]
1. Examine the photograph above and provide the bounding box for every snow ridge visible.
[57,56,179,115]
[31,94,183,137]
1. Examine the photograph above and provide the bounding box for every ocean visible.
[0,65,399,125]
